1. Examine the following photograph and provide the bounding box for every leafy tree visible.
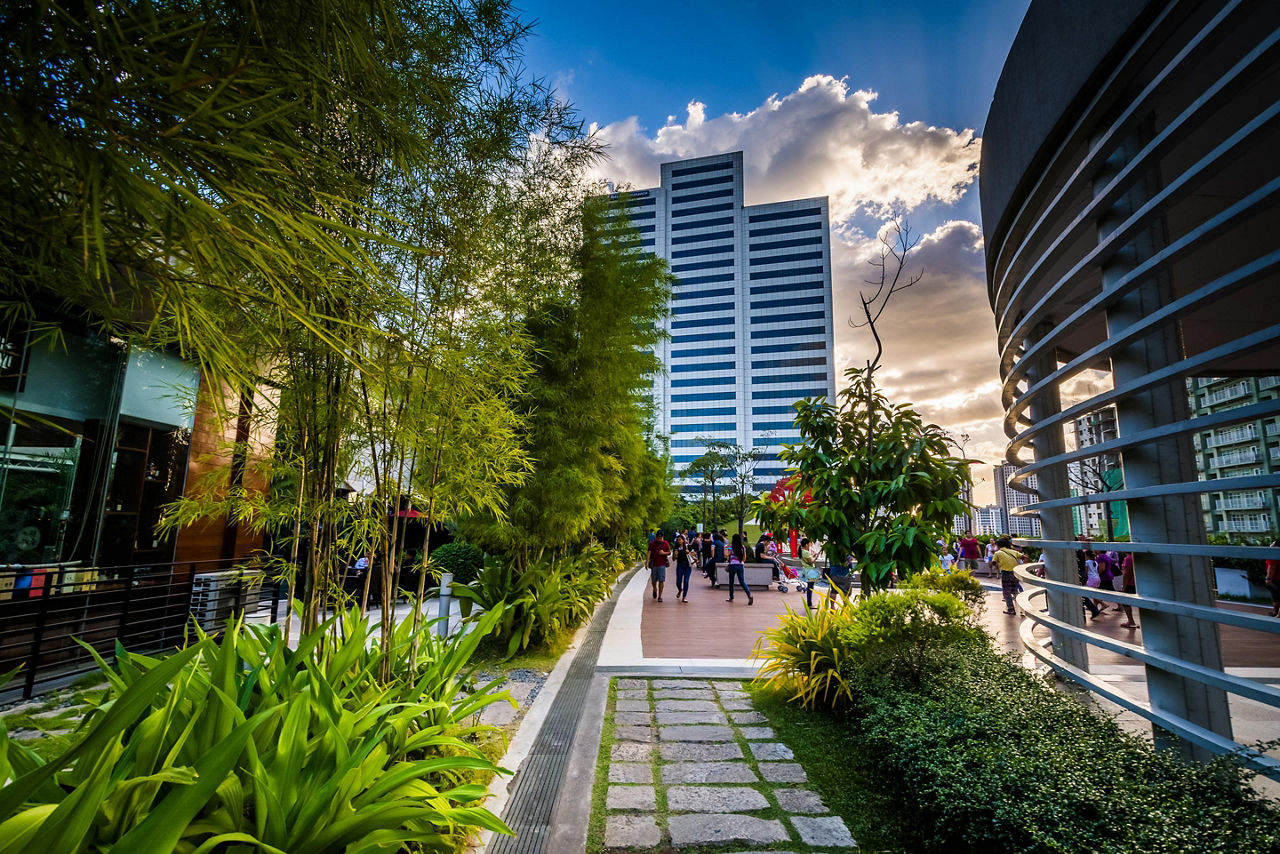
[684,440,734,530]
[465,196,674,562]
[725,442,767,535]
[754,217,970,590]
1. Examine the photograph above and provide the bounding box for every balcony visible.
[1213,447,1261,467]
[1207,425,1258,447]
[1259,376,1280,390]
[1220,518,1274,534]
[1215,492,1269,511]
[1201,382,1251,407]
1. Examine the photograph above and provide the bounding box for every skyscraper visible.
[612,151,836,493]
[994,461,1041,538]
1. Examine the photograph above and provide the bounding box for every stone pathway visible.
[599,677,856,851]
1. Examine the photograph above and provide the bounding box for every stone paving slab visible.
[659,742,743,761]
[660,724,735,742]
[730,711,768,724]
[720,699,754,711]
[616,679,649,690]
[655,710,727,725]
[610,742,653,762]
[739,726,775,740]
[608,762,653,784]
[667,814,789,846]
[654,699,719,713]
[615,689,648,700]
[604,814,660,848]
[792,815,857,847]
[748,741,794,761]
[615,725,656,742]
[650,679,711,690]
[614,711,653,726]
[662,762,760,784]
[759,762,807,783]
[606,785,655,811]
[667,785,770,813]
[615,699,650,712]
[774,789,828,814]
[653,688,716,700]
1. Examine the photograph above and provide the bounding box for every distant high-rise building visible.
[952,479,974,535]
[1189,377,1280,536]
[610,151,836,493]
[994,461,1041,538]
[1068,407,1125,537]
[973,504,1006,536]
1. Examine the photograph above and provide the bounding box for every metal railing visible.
[0,559,286,700]
[1012,561,1280,779]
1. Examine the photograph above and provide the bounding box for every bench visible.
[741,562,775,589]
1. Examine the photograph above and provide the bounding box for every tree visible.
[685,440,734,530]
[463,195,674,563]
[754,216,971,590]
[725,443,767,535]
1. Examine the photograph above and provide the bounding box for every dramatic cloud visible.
[588,75,979,222]
[831,220,1009,502]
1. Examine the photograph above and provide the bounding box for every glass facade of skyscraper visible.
[612,151,836,492]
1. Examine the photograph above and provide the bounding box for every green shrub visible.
[902,565,987,611]
[840,640,1280,853]
[0,607,512,852]
[452,543,627,657]
[838,588,982,685]
[431,541,485,585]
[754,597,857,710]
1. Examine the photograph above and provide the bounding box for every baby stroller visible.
[776,562,806,594]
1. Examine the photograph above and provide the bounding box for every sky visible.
[518,0,1034,504]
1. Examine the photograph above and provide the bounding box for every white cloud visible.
[588,75,980,222]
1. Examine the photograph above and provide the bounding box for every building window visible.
[672,188,734,204]
[749,251,825,266]
[674,287,735,301]
[671,243,735,259]
[751,340,825,354]
[671,301,735,316]
[671,361,735,373]
[671,375,736,388]
[747,207,822,223]
[750,236,823,252]
[671,160,735,178]
[749,221,823,238]
[672,229,734,245]
[671,258,734,273]
[752,325,825,339]
[752,422,797,431]
[671,173,735,191]
[750,295,825,311]
[672,406,737,418]
[752,404,796,415]
[749,265,825,281]
[672,346,736,359]
[752,373,827,385]
[749,280,824,296]
[672,215,734,232]
[751,311,825,325]
[671,330,735,344]
[676,272,735,286]
[753,387,827,399]
[672,421,737,433]
[751,356,827,370]
[671,315,734,330]
[672,391,736,402]
[671,202,735,218]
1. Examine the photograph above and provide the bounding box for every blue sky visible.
[518,0,1033,495]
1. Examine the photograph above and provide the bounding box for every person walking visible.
[647,530,671,602]
[673,534,693,603]
[1266,540,1280,618]
[958,531,982,573]
[725,532,753,605]
[992,536,1023,614]
[800,537,821,609]
[1119,552,1140,628]
[706,532,724,588]
[985,538,999,578]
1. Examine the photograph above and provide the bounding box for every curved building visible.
[981,0,1280,770]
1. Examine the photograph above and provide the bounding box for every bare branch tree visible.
[850,213,924,373]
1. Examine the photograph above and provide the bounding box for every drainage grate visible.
[488,570,631,854]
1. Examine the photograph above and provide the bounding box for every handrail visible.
[1012,563,1280,780]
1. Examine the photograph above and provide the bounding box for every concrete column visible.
[1023,329,1090,670]
[1094,135,1232,756]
